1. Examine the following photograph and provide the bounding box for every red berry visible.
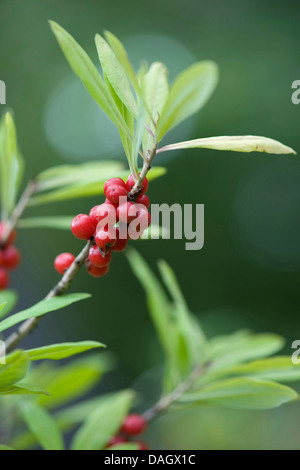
[137,441,150,450]
[88,245,111,267]
[0,223,17,247]
[105,184,128,206]
[136,194,150,210]
[116,201,137,224]
[54,252,75,275]
[0,250,3,266]
[71,214,96,240]
[90,203,117,229]
[0,268,9,290]
[128,208,151,240]
[105,436,127,449]
[121,414,147,436]
[94,227,117,250]
[104,178,126,196]
[111,227,129,252]
[85,260,110,278]
[2,246,21,270]
[126,174,149,195]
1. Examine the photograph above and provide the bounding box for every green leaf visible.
[207,333,284,371]
[109,443,140,450]
[49,22,132,139]
[142,62,169,154]
[71,390,134,450]
[95,34,137,117]
[130,99,146,178]
[27,341,105,361]
[0,351,29,389]
[18,216,73,231]
[156,61,218,140]
[19,401,64,451]
[0,293,90,333]
[104,31,140,94]
[29,167,166,206]
[0,445,15,450]
[178,377,297,410]
[37,354,109,409]
[157,135,296,155]
[127,250,205,392]
[35,161,124,192]
[0,383,49,396]
[0,113,24,219]
[0,290,17,320]
[213,356,300,383]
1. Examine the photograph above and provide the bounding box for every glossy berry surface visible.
[90,202,117,228]
[71,214,96,240]
[2,246,21,270]
[111,227,129,252]
[136,194,150,210]
[103,178,126,195]
[85,260,110,277]
[94,227,117,250]
[89,245,111,267]
[105,184,128,206]
[126,174,149,195]
[121,414,147,436]
[54,252,75,275]
[0,268,10,290]
[116,201,137,224]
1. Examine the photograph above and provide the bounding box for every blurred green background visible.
[1,0,300,449]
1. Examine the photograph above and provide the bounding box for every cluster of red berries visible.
[106,413,149,450]
[0,223,21,290]
[54,175,151,278]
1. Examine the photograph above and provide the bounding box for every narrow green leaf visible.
[95,34,137,117]
[142,62,169,154]
[0,445,15,450]
[109,443,140,450]
[29,167,166,206]
[18,216,73,231]
[208,333,285,371]
[130,99,146,178]
[156,61,218,140]
[0,290,17,320]
[139,224,170,240]
[179,377,297,410]
[157,135,296,155]
[71,390,134,450]
[104,31,140,94]
[0,383,49,396]
[19,401,64,451]
[0,293,90,333]
[27,341,105,361]
[0,351,29,389]
[0,113,24,219]
[35,161,124,192]
[37,355,109,409]
[213,356,300,383]
[49,22,132,139]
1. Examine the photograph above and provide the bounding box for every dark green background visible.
[1,0,300,449]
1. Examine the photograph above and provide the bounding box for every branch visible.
[5,239,93,352]
[142,364,206,422]
[128,145,157,199]
[0,179,37,248]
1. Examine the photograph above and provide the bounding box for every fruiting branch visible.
[5,239,93,352]
[142,364,206,422]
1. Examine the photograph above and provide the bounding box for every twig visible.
[0,180,37,248]
[128,146,157,200]
[142,364,206,422]
[5,239,93,352]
